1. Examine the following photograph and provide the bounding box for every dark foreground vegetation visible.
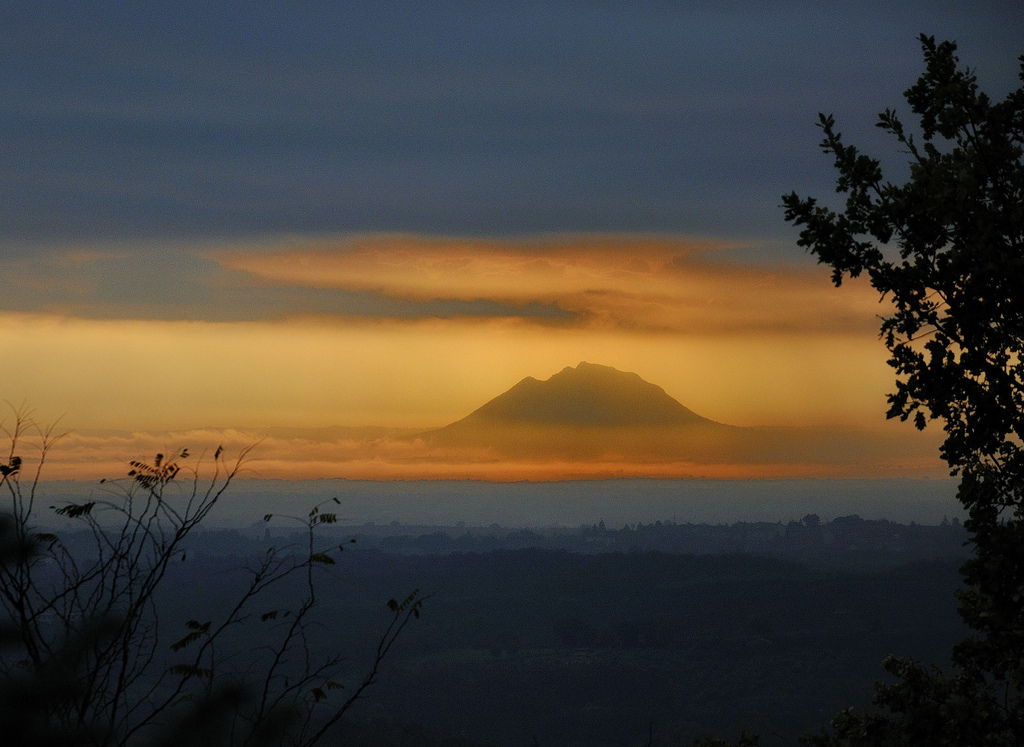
[779,33,1024,747]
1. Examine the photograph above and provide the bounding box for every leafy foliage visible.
[783,36,1023,485]
[783,35,1024,745]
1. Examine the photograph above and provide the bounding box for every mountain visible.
[448,362,717,428]
[417,362,941,470]
[422,362,742,462]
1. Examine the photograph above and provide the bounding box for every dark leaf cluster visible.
[781,34,1024,746]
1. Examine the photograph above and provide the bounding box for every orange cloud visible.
[212,233,885,334]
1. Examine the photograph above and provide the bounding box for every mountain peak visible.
[451,362,712,428]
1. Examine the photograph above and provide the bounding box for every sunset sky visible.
[1,3,1020,478]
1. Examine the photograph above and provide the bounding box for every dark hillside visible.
[340,550,965,745]
[152,542,968,746]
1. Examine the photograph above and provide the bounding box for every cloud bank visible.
[1,234,884,335]
[28,421,943,483]
[215,234,885,335]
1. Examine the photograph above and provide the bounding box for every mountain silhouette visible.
[415,362,939,469]
[422,362,744,462]
[450,362,716,428]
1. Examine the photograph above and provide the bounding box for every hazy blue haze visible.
[34,477,961,529]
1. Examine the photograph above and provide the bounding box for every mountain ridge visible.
[441,361,719,430]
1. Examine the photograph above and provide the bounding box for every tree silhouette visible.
[783,35,1024,744]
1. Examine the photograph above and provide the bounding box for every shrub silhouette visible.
[0,408,423,746]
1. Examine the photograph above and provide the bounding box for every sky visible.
[1,2,1021,479]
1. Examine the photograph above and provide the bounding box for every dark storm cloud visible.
[1,1,1021,255]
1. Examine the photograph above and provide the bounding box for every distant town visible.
[171,514,969,571]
